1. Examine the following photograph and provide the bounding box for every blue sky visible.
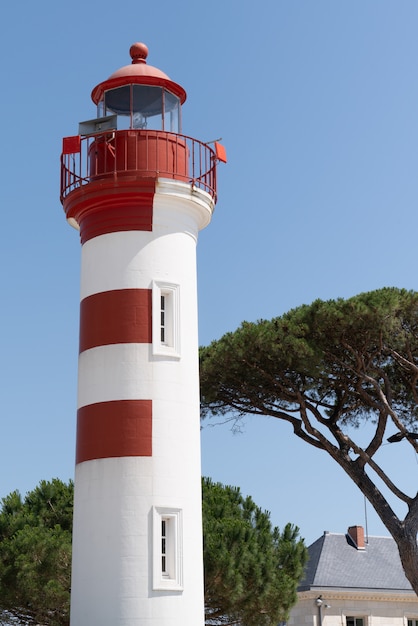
[2,0,418,546]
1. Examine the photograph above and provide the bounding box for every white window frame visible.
[344,615,368,626]
[153,506,183,590]
[152,281,180,358]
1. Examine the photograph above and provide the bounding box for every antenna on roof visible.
[364,496,369,544]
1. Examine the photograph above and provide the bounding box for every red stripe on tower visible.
[76,400,152,463]
[79,288,152,352]
[63,182,156,244]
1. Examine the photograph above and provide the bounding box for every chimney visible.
[347,525,365,549]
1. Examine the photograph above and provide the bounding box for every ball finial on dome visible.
[130,42,149,64]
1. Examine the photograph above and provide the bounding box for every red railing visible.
[60,130,218,203]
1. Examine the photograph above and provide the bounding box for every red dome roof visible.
[91,42,187,105]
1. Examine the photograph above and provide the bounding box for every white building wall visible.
[288,592,418,626]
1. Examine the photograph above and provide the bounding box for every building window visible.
[153,507,183,590]
[152,281,180,357]
[346,618,364,626]
[408,620,418,626]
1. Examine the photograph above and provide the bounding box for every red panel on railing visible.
[214,142,227,163]
[62,135,81,154]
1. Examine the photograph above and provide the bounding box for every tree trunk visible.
[328,450,418,596]
[394,530,418,595]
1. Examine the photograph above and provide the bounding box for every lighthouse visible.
[60,42,225,626]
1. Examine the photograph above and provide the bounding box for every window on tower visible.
[160,294,166,344]
[161,518,167,575]
[152,281,180,357]
[153,507,183,590]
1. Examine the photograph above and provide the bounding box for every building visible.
[288,525,418,626]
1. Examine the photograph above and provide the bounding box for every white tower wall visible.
[70,180,214,626]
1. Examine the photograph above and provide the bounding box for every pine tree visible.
[0,479,73,626]
[202,478,307,626]
[200,287,418,594]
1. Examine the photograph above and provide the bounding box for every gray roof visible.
[298,531,412,592]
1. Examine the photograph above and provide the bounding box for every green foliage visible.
[202,477,307,626]
[199,288,418,595]
[0,479,73,626]
[200,287,418,430]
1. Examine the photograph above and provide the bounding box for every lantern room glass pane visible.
[132,85,162,130]
[164,90,181,132]
[133,85,162,116]
[101,85,181,132]
[104,85,131,116]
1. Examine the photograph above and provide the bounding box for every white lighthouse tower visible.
[60,42,225,626]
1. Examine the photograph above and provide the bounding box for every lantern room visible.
[61,42,226,214]
[90,42,187,133]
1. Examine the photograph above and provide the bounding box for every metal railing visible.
[60,130,218,203]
